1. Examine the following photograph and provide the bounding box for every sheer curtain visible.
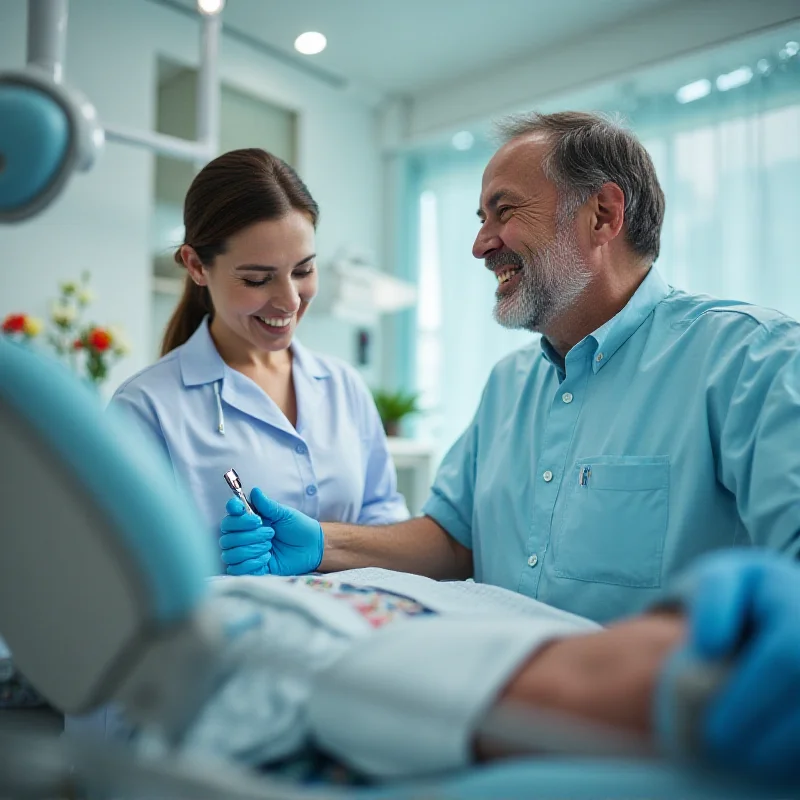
[413,151,533,457]
[410,48,800,461]
[637,68,800,317]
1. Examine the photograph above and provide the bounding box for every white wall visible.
[403,0,800,143]
[0,0,382,388]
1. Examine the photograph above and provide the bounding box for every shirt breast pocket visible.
[553,456,669,588]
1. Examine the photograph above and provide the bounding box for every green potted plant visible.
[372,388,420,438]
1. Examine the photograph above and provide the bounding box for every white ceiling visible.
[168,0,683,97]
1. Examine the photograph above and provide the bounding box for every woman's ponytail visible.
[159,251,213,356]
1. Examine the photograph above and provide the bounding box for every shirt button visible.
[306,485,317,496]
[527,554,539,568]
[295,444,307,455]
[543,470,553,482]
[562,392,573,404]
[596,353,604,362]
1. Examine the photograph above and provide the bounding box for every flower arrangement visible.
[2,272,129,385]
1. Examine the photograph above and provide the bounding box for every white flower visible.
[77,288,94,306]
[51,304,76,326]
[109,325,130,356]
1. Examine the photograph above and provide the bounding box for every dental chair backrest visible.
[0,338,222,740]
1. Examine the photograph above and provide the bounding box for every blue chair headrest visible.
[0,339,216,712]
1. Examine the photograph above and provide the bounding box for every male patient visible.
[126,545,798,785]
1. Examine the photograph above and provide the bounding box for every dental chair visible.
[0,336,794,800]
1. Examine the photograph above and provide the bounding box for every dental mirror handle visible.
[223,468,257,516]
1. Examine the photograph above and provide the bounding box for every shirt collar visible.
[179,316,332,387]
[541,268,671,375]
[180,317,225,387]
[290,337,331,381]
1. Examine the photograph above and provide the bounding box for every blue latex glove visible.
[218,505,274,576]
[221,487,324,576]
[664,550,800,780]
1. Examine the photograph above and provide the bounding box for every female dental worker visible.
[111,148,409,573]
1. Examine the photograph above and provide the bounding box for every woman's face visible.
[186,210,318,354]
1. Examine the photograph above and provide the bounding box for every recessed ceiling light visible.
[295,32,327,55]
[452,131,474,151]
[196,0,225,15]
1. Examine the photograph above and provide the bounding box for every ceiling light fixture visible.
[716,66,753,92]
[675,78,712,104]
[196,0,225,15]
[295,32,327,55]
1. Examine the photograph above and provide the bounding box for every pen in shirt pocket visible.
[579,465,591,487]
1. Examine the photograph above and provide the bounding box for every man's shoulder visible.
[660,289,799,340]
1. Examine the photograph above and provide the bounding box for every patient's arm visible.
[320,516,473,581]
[476,611,686,760]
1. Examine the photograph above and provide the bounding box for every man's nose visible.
[473,223,503,260]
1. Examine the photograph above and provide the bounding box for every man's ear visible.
[590,182,626,248]
[180,245,208,287]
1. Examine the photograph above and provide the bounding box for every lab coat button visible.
[306,485,317,496]
[295,444,307,455]
[543,470,553,482]
[527,554,538,568]
[562,392,573,404]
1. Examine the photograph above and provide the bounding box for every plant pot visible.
[384,420,400,437]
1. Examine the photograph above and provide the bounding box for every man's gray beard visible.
[491,228,592,332]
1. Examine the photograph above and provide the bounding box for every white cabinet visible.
[386,437,435,517]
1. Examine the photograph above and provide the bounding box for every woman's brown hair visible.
[161,148,319,356]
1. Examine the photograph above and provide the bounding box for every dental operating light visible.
[0,0,221,224]
[0,0,102,222]
[197,0,225,16]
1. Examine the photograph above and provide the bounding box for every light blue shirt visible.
[111,318,409,565]
[423,268,800,623]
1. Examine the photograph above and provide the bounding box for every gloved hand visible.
[221,487,324,576]
[659,550,800,781]
[218,504,274,576]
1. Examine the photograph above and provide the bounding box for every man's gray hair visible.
[494,111,665,262]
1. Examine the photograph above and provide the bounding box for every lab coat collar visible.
[290,338,331,381]
[179,317,225,387]
[179,316,330,436]
[540,267,671,375]
[179,317,332,387]
[289,338,331,434]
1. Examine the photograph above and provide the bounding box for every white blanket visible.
[179,570,599,778]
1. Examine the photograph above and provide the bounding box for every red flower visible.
[2,313,26,333]
[88,328,112,352]
[73,339,84,350]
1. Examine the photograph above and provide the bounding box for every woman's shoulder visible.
[112,349,183,402]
